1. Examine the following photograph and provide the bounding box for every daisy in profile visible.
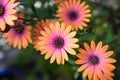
[37,21,79,64]
[2,12,32,49]
[32,19,51,50]
[75,40,116,80]
[56,0,91,30]
[54,0,68,4]
[0,0,19,31]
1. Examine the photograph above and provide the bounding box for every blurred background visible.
[0,0,120,80]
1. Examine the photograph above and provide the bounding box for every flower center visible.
[89,55,99,65]
[0,6,4,16]
[68,11,78,21]
[53,37,64,48]
[14,26,24,34]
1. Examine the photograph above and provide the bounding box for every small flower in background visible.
[32,19,51,51]
[2,12,32,49]
[56,0,91,30]
[37,21,79,64]
[54,0,68,4]
[75,40,116,80]
[0,0,19,31]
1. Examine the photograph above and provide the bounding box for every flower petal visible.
[0,19,5,31]
[77,63,89,72]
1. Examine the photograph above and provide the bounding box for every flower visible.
[75,40,116,80]
[2,12,32,49]
[56,0,91,30]
[54,0,68,4]
[32,19,51,50]
[0,0,19,31]
[37,21,79,64]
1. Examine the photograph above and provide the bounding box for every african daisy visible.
[37,21,79,64]
[75,40,116,80]
[56,0,91,30]
[0,0,19,31]
[2,12,32,49]
[32,19,51,50]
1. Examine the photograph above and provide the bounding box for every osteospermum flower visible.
[32,19,51,50]
[37,21,79,64]
[0,0,19,31]
[2,12,32,49]
[75,40,116,80]
[56,0,91,30]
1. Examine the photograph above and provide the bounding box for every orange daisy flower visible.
[32,19,51,50]
[2,12,32,49]
[75,40,116,80]
[56,0,91,30]
[0,0,19,31]
[37,21,79,64]
[54,0,68,4]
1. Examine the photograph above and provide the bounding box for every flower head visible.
[32,19,51,50]
[75,40,116,80]
[56,0,91,30]
[2,12,32,49]
[0,0,19,31]
[37,21,79,64]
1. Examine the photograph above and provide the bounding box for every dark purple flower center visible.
[53,37,64,48]
[0,6,4,16]
[89,55,99,65]
[68,11,78,21]
[14,26,24,34]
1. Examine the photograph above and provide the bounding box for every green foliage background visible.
[12,0,120,80]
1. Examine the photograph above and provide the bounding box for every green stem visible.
[18,17,39,21]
